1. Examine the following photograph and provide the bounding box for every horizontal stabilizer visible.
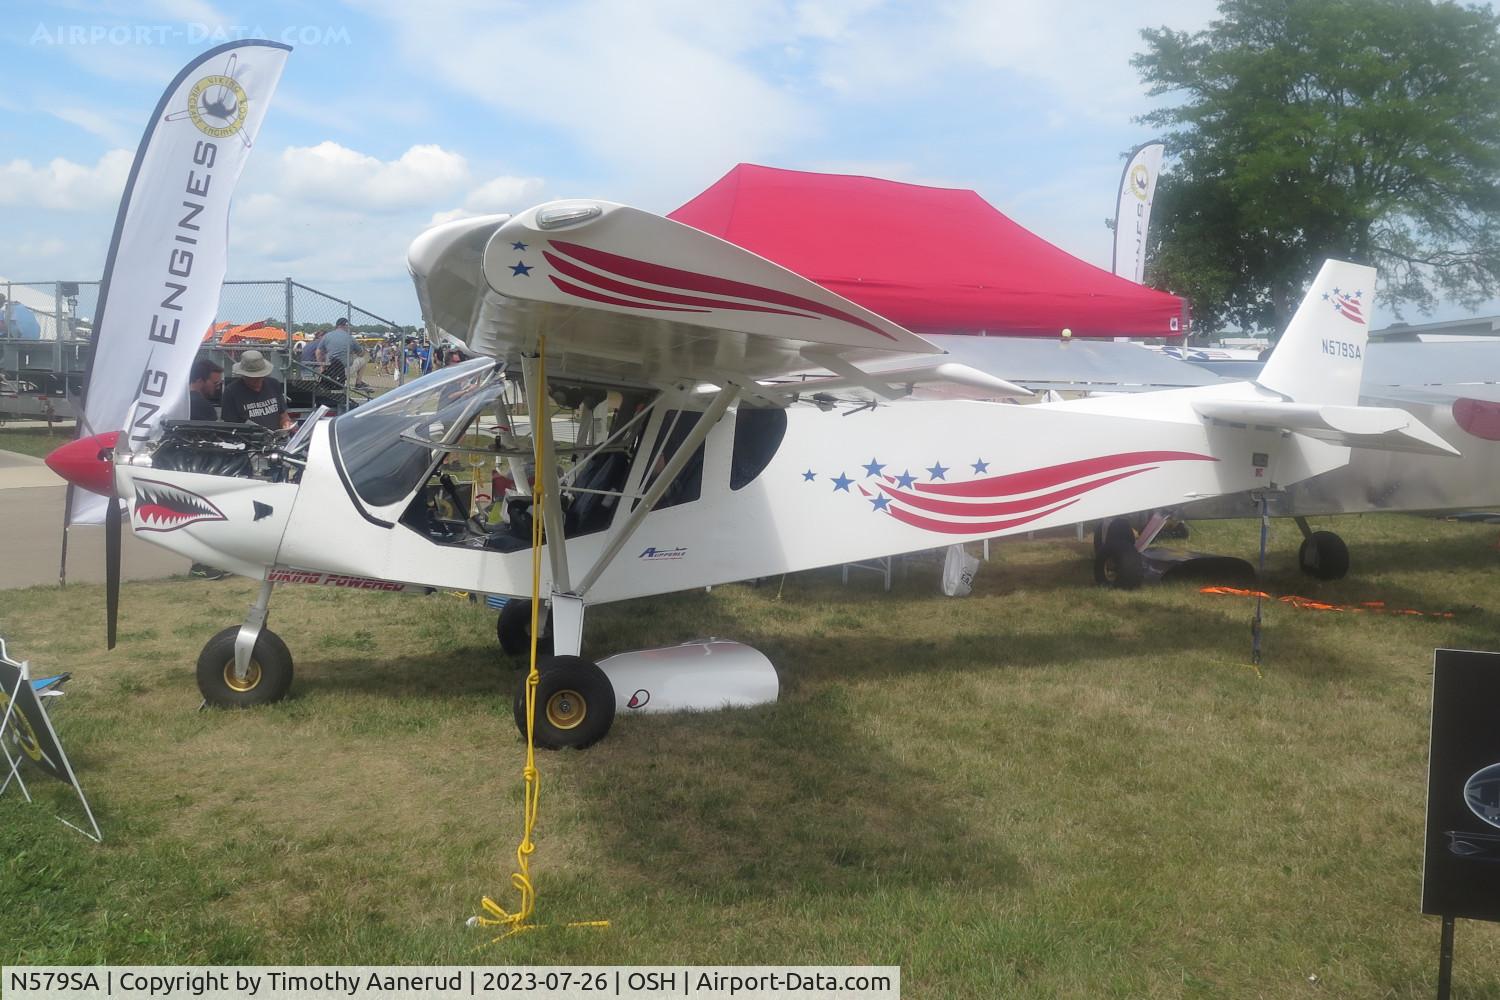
[1193,400,1459,457]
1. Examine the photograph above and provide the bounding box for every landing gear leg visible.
[549,594,586,658]
[233,579,274,683]
[197,579,294,707]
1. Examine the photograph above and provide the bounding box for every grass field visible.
[1,514,1498,997]
[0,425,72,459]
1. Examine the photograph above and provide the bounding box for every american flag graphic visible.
[513,239,896,340]
[1326,288,1365,324]
[812,451,1218,536]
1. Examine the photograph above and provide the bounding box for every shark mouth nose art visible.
[133,479,228,532]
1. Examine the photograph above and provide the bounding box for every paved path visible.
[0,450,189,589]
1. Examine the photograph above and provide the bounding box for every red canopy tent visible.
[669,163,1187,339]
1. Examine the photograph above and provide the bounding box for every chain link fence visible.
[1,279,413,418]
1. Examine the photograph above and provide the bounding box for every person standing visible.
[187,358,223,420]
[220,350,292,430]
[317,317,355,390]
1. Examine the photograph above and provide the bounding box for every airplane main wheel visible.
[1094,541,1145,590]
[512,655,616,750]
[1094,517,1136,554]
[497,599,554,658]
[1298,530,1350,580]
[196,625,294,707]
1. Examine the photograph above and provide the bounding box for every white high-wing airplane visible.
[48,201,1456,749]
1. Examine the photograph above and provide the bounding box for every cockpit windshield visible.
[331,358,503,510]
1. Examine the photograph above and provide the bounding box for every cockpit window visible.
[637,409,704,510]
[730,406,787,490]
[331,358,502,509]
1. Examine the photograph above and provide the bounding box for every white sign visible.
[72,39,289,525]
[1112,141,1165,285]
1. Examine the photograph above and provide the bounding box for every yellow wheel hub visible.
[223,659,262,693]
[545,689,586,730]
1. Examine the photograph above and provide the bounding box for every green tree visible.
[1135,0,1500,333]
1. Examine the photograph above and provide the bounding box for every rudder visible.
[1257,259,1375,406]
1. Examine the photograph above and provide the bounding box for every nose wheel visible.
[196,625,294,707]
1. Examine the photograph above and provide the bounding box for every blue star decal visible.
[831,472,853,492]
[971,458,989,474]
[894,469,917,489]
[862,457,885,478]
[511,241,528,251]
[926,462,948,480]
[870,494,891,512]
[802,469,816,482]
[510,261,533,276]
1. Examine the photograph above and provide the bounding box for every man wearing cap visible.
[221,350,292,430]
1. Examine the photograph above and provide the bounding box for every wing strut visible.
[519,351,573,593]
[574,382,741,597]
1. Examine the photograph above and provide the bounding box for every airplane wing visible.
[870,335,1223,397]
[412,200,940,392]
[407,213,512,347]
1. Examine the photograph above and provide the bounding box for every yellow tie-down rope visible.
[472,338,608,941]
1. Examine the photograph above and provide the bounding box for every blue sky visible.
[1,0,1492,328]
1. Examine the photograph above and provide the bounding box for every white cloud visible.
[939,0,1219,120]
[0,150,132,211]
[368,0,817,189]
[278,142,471,211]
[50,106,138,147]
[428,174,546,226]
[464,175,546,213]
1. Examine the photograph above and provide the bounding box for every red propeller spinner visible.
[45,432,121,497]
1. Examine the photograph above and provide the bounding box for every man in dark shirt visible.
[187,358,223,420]
[221,350,292,430]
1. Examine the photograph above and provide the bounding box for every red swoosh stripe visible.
[549,239,896,340]
[887,499,1080,535]
[547,275,709,314]
[880,467,1152,517]
[543,250,821,321]
[917,451,1215,498]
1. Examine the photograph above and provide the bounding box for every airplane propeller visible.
[45,430,125,648]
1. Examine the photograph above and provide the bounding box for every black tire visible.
[1094,517,1136,555]
[196,625,294,707]
[496,599,554,658]
[512,655,616,750]
[1298,530,1350,580]
[1094,541,1145,590]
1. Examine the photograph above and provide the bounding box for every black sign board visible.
[1423,648,1500,922]
[0,658,70,784]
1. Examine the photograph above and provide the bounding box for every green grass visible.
[0,426,73,459]
[1,514,1498,997]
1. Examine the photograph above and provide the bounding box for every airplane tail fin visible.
[1190,258,1456,457]
[1256,259,1374,406]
